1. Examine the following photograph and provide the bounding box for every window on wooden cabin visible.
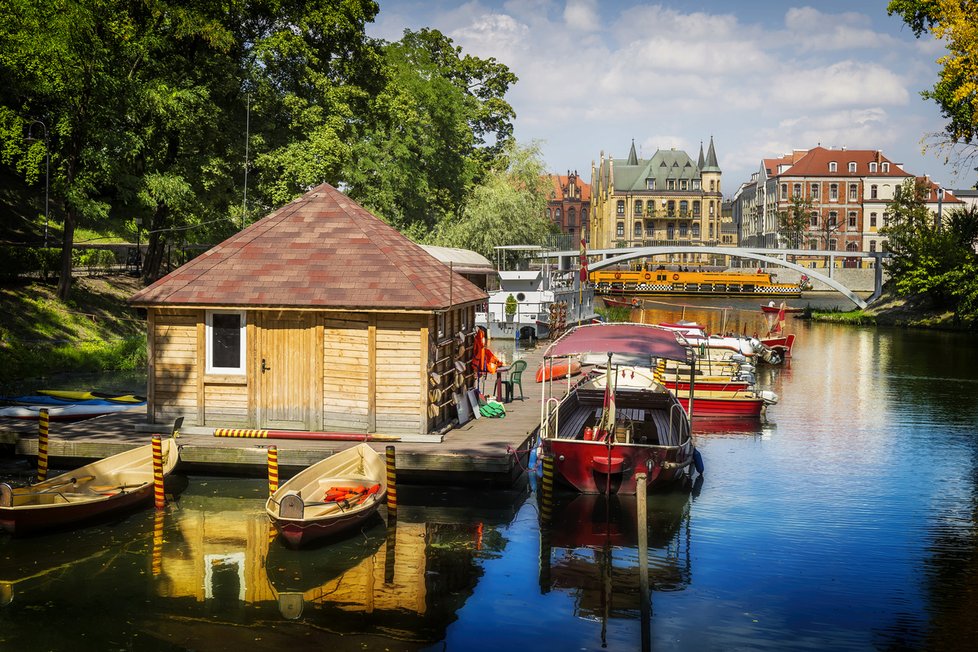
[206,311,246,375]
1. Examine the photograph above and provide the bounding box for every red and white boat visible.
[760,302,804,314]
[537,323,700,495]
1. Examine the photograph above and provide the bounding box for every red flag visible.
[579,238,588,282]
[774,302,786,335]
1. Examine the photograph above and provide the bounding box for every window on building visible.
[848,162,857,173]
[693,200,701,216]
[809,239,818,250]
[616,222,624,237]
[870,212,877,227]
[634,200,643,216]
[679,200,688,216]
[810,212,819,227]
[782,183,789,198]
[848,211,857,228]
[846,241,858,252]
[829,239,837,251]
[869,162,878,173]
[709,223,714,238]
[869,241,877,252]
[881,162,890,172]
[829,211,838,226]
[849,184,858,200]
[667,179,676,190]
[829,183,839,200]
[679,222,688,237]
[667,200,676,215]
[568,207,576,226]
[870,184,878,199]
[646,223,654,237]
[680,179,688,190]
[709,202,715,216]
[811,183,819,199]
[692,179,701,190]
[793,183,801,196]
[633,221,642,237]
[829,161,837,172]
[616,200,625,216]
[555,208,562,221]
[692,223,700,238]
[646,178,655,190]
[667,223,675,239]
[206,311,246,375]
[710,180,716,191]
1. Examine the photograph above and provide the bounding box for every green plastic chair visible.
[507,359,527,400]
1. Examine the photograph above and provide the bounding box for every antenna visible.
[242,93,250,229]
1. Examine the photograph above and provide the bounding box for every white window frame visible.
[881,162,890,172]
[206,310,247,375]
[848,162,857,173]
[829,161,837,172]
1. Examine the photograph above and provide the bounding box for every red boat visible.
[675,389,777,418]
[535,359,583,382]
[602,296,642,309]
[538,323,699,495]
[265,443,387,548]
[760,303,804,314]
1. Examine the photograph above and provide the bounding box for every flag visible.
[773,302,786,335]
[579,238,588,282]
[600,359,616,435]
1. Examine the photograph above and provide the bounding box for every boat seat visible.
[557,406,592,439]
[650,411,671,443]
[279,492,304,519]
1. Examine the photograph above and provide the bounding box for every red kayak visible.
[536,359,583,383]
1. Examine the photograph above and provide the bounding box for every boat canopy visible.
[544,323,693,364]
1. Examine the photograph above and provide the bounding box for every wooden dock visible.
[0,345,564,487]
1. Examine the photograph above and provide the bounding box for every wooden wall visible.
[148,305,477,434]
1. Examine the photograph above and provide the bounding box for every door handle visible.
[261,358,271,373]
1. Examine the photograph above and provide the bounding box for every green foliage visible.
[504,293,517,317]
[596,306,631,323]
[882,178,978,322]
[777,196,813,248]
[431,141,556,258]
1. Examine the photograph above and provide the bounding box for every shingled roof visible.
[130,183,487,311]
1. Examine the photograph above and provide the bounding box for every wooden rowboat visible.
[265,443,387,548]
[0,425,180,535]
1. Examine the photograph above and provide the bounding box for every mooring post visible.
[266,445,279,496]
[540,454,554,524]
[636,472,651,652]
[152,509,164,577]
[152,435,165,510]
[385,445,397,520]
[37,408,49,482]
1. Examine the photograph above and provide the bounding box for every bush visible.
[0,246,60,280]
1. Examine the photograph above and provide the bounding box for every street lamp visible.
[26,120,50,247]
[936,186,945,232]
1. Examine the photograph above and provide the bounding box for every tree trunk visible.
[56,207,76,300]
[141,203,169,283]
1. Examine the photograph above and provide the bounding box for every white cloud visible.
[783,7,897,51]
[564,0,599,31]
[771,61,909,109]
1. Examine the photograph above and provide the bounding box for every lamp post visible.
[936,186,945,232]
[27,120,50,247]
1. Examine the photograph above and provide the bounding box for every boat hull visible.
[272,508,381,548]
[536,359,582,383]
[546,439,691,495]
[0,486,153,535]
[678,395,764,417]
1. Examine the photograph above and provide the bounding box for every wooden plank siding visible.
[322,313,371,432]
[151,309,199,424]
[375,314,425,434]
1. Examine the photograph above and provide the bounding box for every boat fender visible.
[673,273,679,281]
[583,426,594,441]
[644,273,651,280]
[693,448,705,475]
[614,272,621,279]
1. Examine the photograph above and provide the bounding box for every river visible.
[2,298,977,651]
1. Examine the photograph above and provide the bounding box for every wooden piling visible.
[636,472,651,652]
[37,408,49,482]
[152,435,165,510]
[385,445,397,519]
[267,445,279,495]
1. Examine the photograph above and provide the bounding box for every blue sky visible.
[367,0,973,193]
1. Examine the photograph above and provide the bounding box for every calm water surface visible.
[2,299,977,651]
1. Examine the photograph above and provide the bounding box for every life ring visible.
[644,273,651,280]
[672,273,680,281]
[614,272,621,279]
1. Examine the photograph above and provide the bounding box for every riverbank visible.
[809,287,974,331]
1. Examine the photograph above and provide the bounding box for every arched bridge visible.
[551,245,888,309]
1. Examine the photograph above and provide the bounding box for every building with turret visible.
[589,138,725,258]
[546,171,591,243]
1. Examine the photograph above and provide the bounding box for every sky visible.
[366,0,974,195]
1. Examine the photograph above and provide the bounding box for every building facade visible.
[546,171,591,243]
[590,139,725,257]
[733,146,962,266]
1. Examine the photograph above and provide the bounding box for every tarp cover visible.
[544,323,691,363]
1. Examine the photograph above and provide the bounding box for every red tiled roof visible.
[548,174,591,201]
[917,176,964,203]
[130,183,487,310]
[781,146,912,177]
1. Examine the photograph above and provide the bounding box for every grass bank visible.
[0,274,147,390]
[810,287,972,330]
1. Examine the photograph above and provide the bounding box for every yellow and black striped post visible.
[384,517,397,585]
[214,428,270,438]
[152,509,164,577]
[152,435,165,510]
[36,408,49,482]
[267,445,279,496]
[540,455,554,524]
[385,445,397,521]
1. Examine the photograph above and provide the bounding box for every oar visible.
[90,483,145,493]
[34,475,96,493]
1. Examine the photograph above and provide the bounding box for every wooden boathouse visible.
[130,183,486,439]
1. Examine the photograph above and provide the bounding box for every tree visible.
[889,0,978,172]
[777,196,813,249]
[881,178,978,317]
[431,141,556,259]
[342,28,517,235]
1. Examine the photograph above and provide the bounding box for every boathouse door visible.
[255,311,318,429]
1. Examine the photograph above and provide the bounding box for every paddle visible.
[35,475,97,493]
